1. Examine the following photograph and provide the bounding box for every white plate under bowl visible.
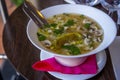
[40,50,107,80]
[64,0,101,6]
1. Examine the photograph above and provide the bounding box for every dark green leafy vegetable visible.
[53,27,64,35]
[84,23,91,29]
[44,23,57,28]
[62,45,80,55]
[64,19,75,26]
[53,15,57,17]
[50,23,57,28]
[37,32,46,41]
[80,15,85,19]
[44,24,51,28]
[63,13,70,16]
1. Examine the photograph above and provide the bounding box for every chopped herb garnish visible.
[37,32,46,41]
[63,13,69,16]
[44,23,57,28]
[53,27,64,35]
[64,19,75,26]
[84,23,91,29]
[44,24,51,28]
[50,23,57,28]
[53,15,57,17]
[62,45,80,55]
[80,15,85,19]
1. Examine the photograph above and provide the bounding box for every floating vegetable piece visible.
[44,23,57,28]
[62,45,80,55]
[53,32,82,48]
[42,40,51,47]
[44,24,51,28]
[50,23,57,28]
[53,27,64,35]
[64,19,75,26]
[80,15,85,19]
[63,13,70,16]
[84,23,91,29]
[37,32,46,41]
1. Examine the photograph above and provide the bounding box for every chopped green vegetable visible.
[53,15,57,17]
[53,27,64,35]
[64,19,75,26]
[44,23,57,28]
[44,24,51,28]
[62,45,80,55]
[84,23,91,29]
[50,23,57,28]
[37,32,46,41]
[63,13,69,16]
[80,15,85,19]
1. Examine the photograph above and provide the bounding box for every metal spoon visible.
[22,0,48,28]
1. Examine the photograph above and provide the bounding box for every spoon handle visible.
[23,0,48,28]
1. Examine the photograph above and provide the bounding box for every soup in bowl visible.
[27,4,117,67]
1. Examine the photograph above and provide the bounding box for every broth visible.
[37,13,103,55]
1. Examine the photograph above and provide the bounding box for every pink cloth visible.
[32,55,98,74]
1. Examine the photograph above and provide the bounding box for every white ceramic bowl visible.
[27,4,117,67]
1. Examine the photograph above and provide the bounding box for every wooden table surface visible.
[3,0,119,80]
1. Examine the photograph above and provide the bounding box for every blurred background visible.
[0,0,17,67]
[0,0,45,79]
[0,0,24,80]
